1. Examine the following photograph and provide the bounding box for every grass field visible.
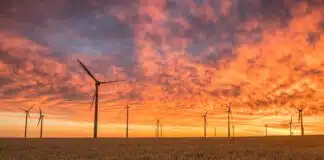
[1,136,324,160]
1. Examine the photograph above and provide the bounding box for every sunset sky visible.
[0,0,324,138]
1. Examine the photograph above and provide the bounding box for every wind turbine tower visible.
[232,125,235,138]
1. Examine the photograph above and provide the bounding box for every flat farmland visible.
[1,136,324,160]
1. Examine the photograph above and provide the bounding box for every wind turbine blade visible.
[18,108,27,112]
[230,112,233,120]
[90,91,96,111]
[100,80,124,84]
[291,105,299,110]
[77,59,98,82]
[37,116,41,126]
[28,104,34,111]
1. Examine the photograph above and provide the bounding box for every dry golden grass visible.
[1,136,324,160]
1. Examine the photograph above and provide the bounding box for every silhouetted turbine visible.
[78,59,123,139]
[37,107,44,138]
[289,116,293,136]
[19,105,34,138]
[265,124,268,137]
[232,125,235,138]
[226,104,232,138]
[126,104,129,139]
[298,109,304,136]
[156,119,160,138]
[160,124,162,137]
[202,112,208,138]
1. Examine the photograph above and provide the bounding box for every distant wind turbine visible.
[292,105,305,136]
[156,119,160,138]
[126,104,129,139]
[289,116,293,136]
[232,125,235,144]
[77,59,123,139]
[232,125,235,138]
[37,107,45,138]
[160,124,162,137]
[122,102,141,139]
[202,112,208,138]
[214,127,216,137]
[19,105,34,138]
[226,103,232,138]
[265,124,268,137]
[290,91,312,136]
[297,108,304,136]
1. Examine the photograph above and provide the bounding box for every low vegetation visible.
[1,136,324,160]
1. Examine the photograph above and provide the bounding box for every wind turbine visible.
[297,108,304,136]
[202,112,208,138]
[232,125,235,138]
[126,104,129,139]
[289,116,293,136]
[226,103,232,138]
[292,104,305,136]
[265,124,268,137]
[77,59,122,139]
[156,119,160,138]
[37,107,45,138]
[231,125,235,144]
[214,127,216,137]
[160,124,162,137]
[19,105,34,138]
[122,102,142,139]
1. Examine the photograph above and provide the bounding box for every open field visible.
[1,136,324,160]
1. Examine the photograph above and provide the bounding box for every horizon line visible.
[1,135,324,139]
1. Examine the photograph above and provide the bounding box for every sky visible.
[0,0,324,138]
